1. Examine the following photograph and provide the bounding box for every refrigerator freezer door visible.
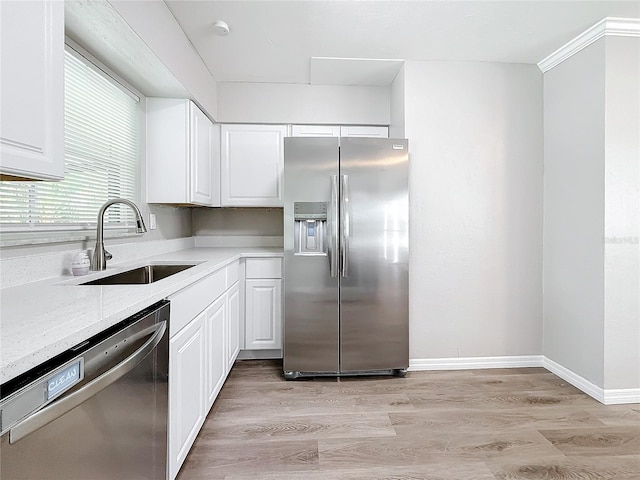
[339,138,409,371]
[284,138,340,375]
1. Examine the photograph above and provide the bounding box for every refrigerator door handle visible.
[329,175,339,277]
[341,174,350,277]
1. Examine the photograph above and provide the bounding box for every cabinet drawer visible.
[245,258,282,279]
[226,260,240,286]
[169,268,226,336]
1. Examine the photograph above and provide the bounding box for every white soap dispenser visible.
[71,252,90,276]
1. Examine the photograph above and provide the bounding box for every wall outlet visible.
[149,213,157,230]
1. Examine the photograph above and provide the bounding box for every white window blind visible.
[0,47,139,231]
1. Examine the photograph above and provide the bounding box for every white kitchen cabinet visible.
[205,294,226,409]
[168,260,241,479]
[245,258,283,351]
[226,281,241,371]
[290,125,389,139]
[245,279,282,350]
[220,124,287,207]
[169,311,206,480]
[340,126,389,138]
[147,98,220,206]
[0,0,64,181]
[290,125,340,137]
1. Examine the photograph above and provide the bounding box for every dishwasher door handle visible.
[9,320,167,444]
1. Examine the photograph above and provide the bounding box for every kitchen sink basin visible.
[80,264,196,285]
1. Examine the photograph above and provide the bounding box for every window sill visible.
[0,230,139,248]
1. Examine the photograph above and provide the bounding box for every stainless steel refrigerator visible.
[283,137,409,379]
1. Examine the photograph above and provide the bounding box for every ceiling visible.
[166,0,639,85]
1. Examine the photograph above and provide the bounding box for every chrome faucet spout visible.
[91,199,147,271]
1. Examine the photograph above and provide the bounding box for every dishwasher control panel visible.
[0,358,84,436]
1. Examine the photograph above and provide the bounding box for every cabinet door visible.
[147,99,220,206]
[146,98,189,204]
[0,0,64,180]
[290,125,340,137]
[340,126,389,138]
[189,104,216,206]
[205,295,226,409]
[226,282,241,371]
[245,279,282,350]
[169,312,206,480]
[220,124,287,207]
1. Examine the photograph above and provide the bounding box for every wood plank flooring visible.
[178,360,640,480]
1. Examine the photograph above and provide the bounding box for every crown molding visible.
[538,17,640,73]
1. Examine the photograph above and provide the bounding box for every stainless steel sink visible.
[80,264,196,285]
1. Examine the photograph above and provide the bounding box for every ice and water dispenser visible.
[294,202,327,255]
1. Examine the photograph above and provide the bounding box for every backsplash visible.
[192,207,283,237]
[194,236,283,247]
[0,237,195,289]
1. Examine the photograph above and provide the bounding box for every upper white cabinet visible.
[147,98,220,206]
[290,125,389,139]
[0,0,64,181]
[220,124,287,207]
[340,126,388,138]
[290,125,340,137]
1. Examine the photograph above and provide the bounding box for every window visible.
[0,45,140,234]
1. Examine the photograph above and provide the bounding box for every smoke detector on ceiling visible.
[212,20,230,36]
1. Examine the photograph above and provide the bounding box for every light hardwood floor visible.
[178,360,640,480]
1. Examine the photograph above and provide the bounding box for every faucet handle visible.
[105,250,113,261]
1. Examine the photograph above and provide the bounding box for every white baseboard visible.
[604,388,640,405]
[542,357,606,403]
[409,355,640,405]
[409,355,543,371]
[542,357,640,405]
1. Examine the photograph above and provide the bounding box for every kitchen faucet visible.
[91,198,147,270]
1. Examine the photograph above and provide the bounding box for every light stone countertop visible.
[0,247,283,385]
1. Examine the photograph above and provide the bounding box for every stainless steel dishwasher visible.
[0,300,169,480]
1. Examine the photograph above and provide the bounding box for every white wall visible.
[389,64,405,138]
[403,61,544,360]
[543,39,606,387]
[216,82,389,125]
[603,36,640,389]
[543,36,640,392]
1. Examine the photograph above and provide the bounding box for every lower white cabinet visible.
[205,294,226,409]
[226,281,241,371]
[168,260,240,479]
[169,312,206,480]
[244,258,283,351]
[166,257,282,478]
